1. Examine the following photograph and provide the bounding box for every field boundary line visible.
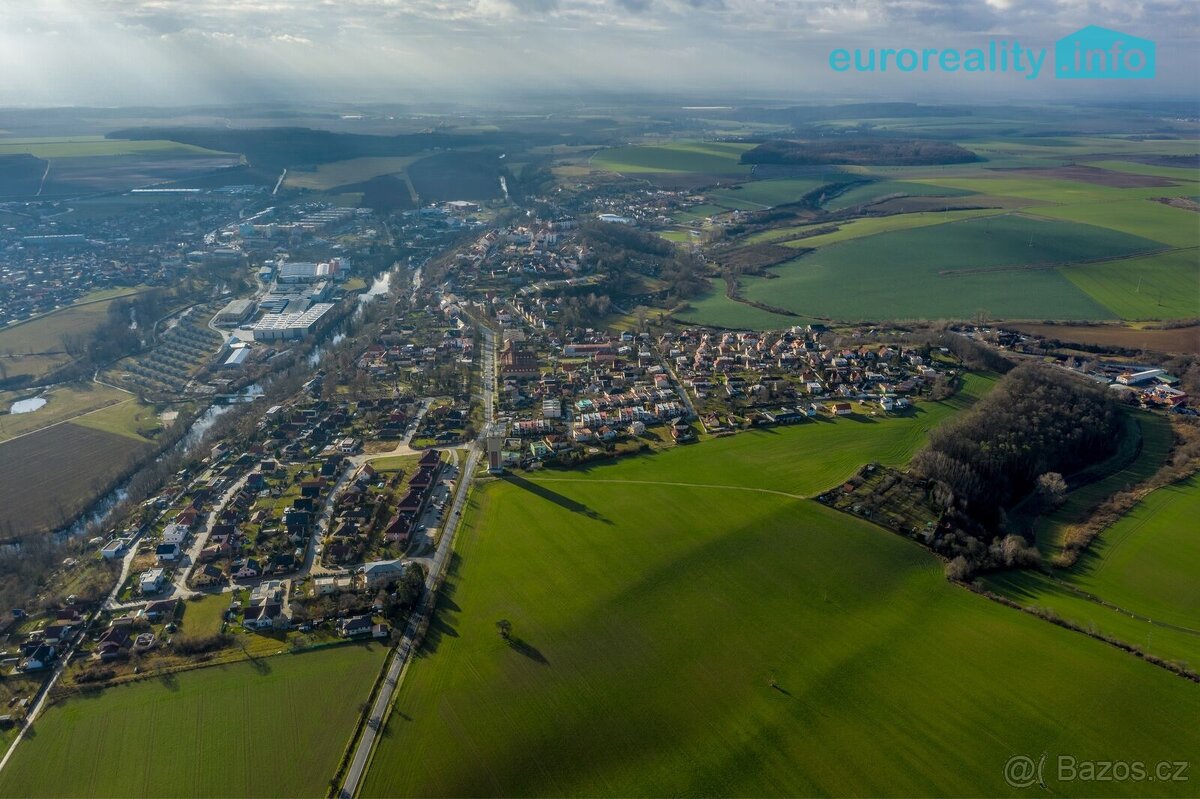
[1040,572,1200,637]
[532,477,807,500]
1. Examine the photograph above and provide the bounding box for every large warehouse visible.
[251,303,336,341]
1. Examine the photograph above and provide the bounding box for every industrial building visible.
[276,258,342,283]
[251,303,335,341]
[215,298,256,326]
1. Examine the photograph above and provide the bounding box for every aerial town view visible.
[0,1,1197,797]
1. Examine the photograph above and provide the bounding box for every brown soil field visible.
[1008,323,1200,354]
[0,423,151,534]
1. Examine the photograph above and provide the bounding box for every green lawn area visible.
[738,213,1162,321]
[591,141,753,175]
[362,436,1200,797]
[1062,248,1200,320]
[1059,476,1200,630]
[179,594,230,638]
[369,453,422,473]
[0,644,387,798]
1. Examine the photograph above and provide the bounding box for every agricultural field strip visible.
[1034,569,1200,638]
[0,396,133,446]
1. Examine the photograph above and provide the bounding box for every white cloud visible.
[0,0,1193,104]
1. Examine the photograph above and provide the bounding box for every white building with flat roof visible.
[251,303,335,341]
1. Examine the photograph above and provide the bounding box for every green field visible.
[362,422,1200,797]
[1028,200,1200,248]
[731,214,1164,322]
[1060,476,1200,630]
[673,203,726,222]
[776,209,1006,249]
[0,644,387,798]
[981,569,1200,668]
[823,180,975,211]
[1062,249,1200,320]
[550,373,991,497]
[591,141,753,175]
[673,289,803,330]
[707,177,839,209]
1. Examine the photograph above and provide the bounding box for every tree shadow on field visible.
[505,636,549,665]
[243,650,272,676]
[419,611,459,657]
[503,474,613,525]
[158,671,180,692]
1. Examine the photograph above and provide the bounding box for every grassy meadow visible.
[738,214,1160,322]
[361,442,1200,797]
[0,644,387,798]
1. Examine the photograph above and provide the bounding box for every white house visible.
[139,568,166,594]
[162,523,190,546]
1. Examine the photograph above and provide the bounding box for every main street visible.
[338,323,496,798]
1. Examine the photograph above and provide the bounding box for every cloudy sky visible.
[0,0,1196,106]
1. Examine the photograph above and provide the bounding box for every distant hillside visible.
[106,127,564,171]
[0,154,48,197]
[731,102,972,125]
[407,151,506,203]
[741,138,981,167]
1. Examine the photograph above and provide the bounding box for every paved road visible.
[339,325,496,798]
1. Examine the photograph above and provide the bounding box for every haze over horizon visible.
[2,0,1198,108]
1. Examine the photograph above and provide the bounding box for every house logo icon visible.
[1055,25,1155,79]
